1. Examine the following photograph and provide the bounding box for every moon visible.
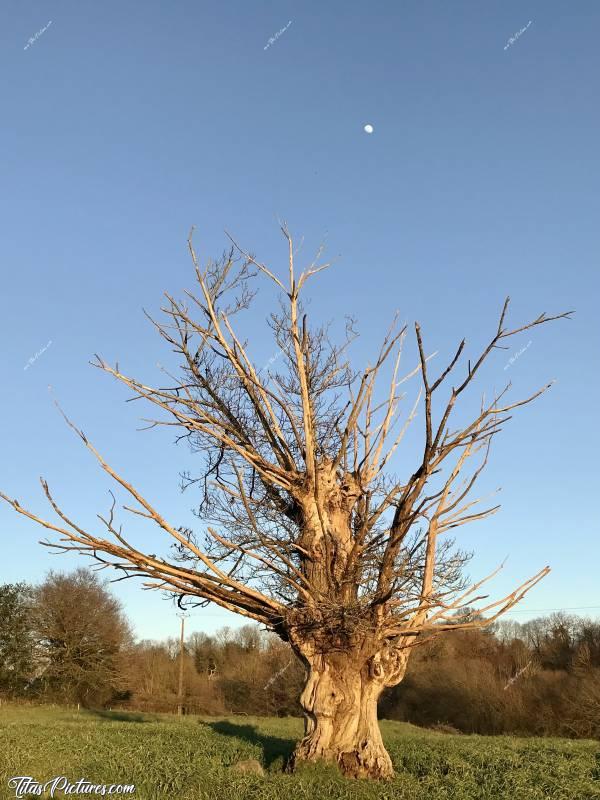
[364,124,374,134]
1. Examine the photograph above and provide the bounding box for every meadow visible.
[1,705,599,800]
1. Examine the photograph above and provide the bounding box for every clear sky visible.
[1,1,598,642]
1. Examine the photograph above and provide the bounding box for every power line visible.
[500,605,600,615]
[179,606,600,621]
[182,606,600,616]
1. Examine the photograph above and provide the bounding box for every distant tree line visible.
[380,614,600,740]
[0,569,304,715]
[1,570,598,739]
[0,569,131,707]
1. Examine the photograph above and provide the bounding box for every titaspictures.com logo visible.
[7,777,135,798]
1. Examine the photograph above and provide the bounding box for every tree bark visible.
[287,652,397,780]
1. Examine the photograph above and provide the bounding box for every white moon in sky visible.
[364,124,374,134]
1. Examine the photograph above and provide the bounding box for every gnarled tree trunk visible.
[287,649,408,780]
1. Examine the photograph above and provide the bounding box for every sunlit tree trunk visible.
[288,649,408,779]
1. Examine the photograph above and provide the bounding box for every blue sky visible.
[1,1,598,642]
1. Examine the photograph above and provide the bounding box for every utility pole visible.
[177,613,188,716]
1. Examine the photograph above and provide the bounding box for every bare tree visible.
[1,226,572,778]
[32,568,132,706]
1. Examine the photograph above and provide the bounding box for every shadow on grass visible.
[88,709,149,723]
[206,720,296,769]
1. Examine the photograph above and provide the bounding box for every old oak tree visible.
[1,228,571,779]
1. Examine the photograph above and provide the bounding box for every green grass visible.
[1,705,599,799]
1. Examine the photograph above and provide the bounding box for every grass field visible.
[1,705,599,800]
